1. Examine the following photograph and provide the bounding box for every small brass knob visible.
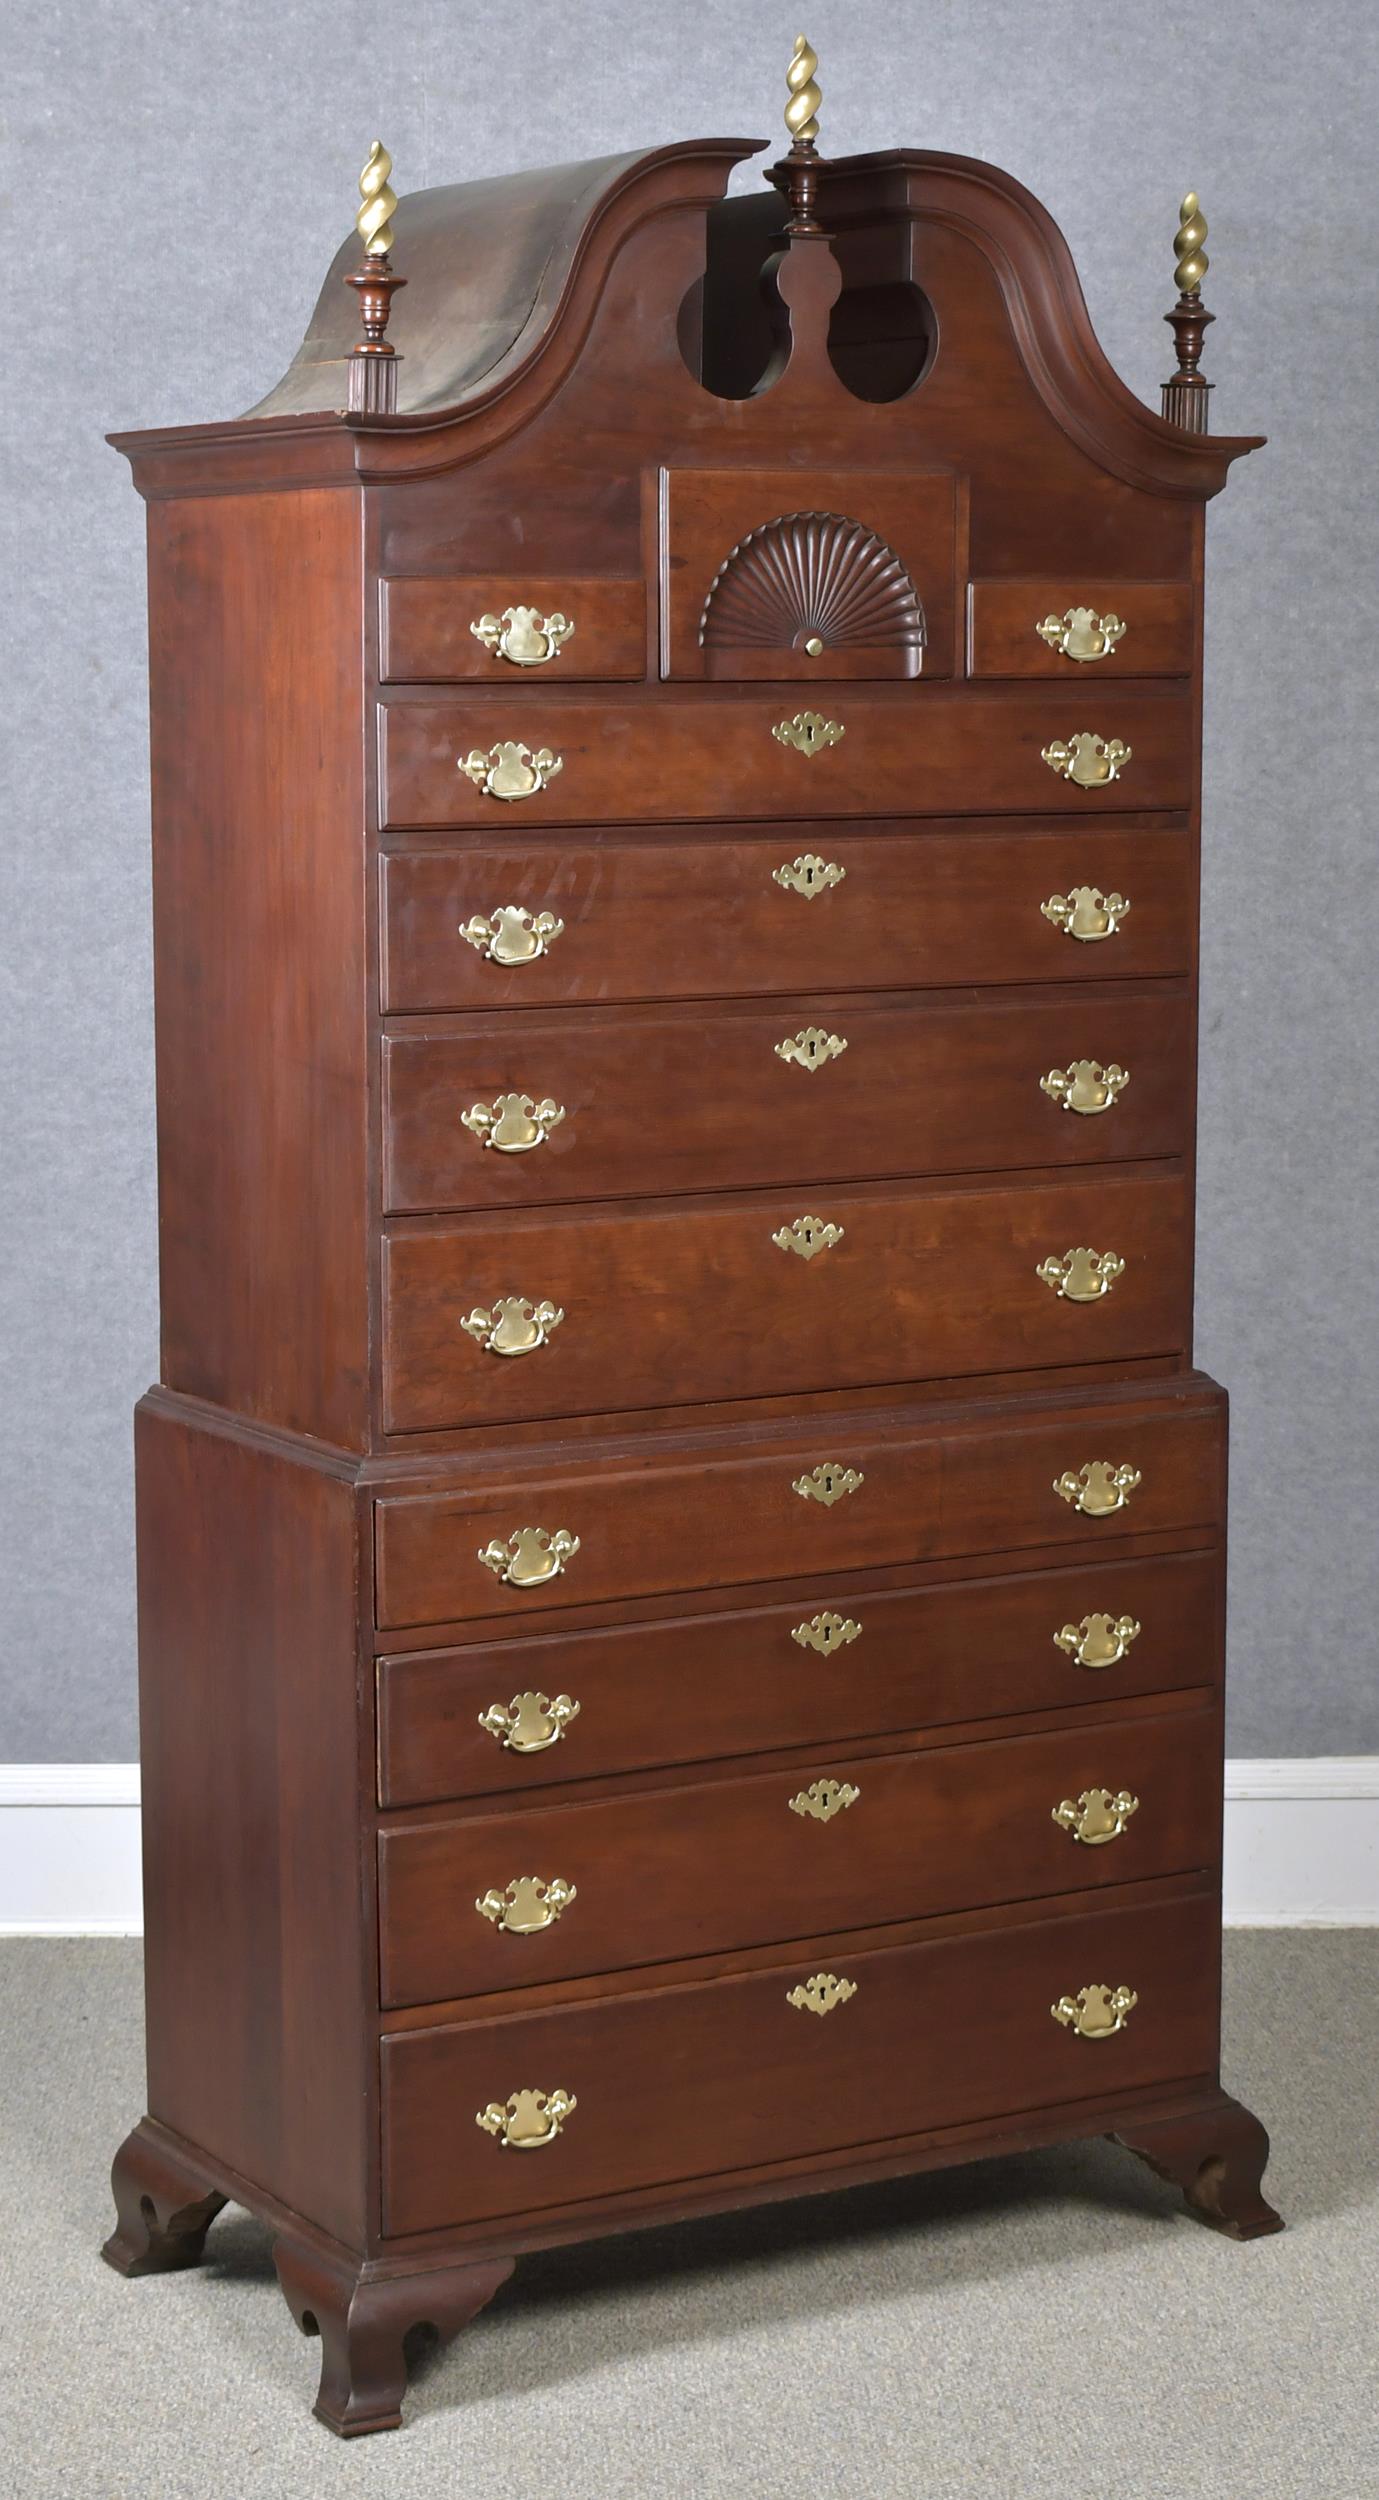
[476,1875,577,1933]
[475,2087,577,2148]
[1051,1984,1138,2040]
[461,1092,566,1152]
[460,906,565,963]
[478,1690,581,1752]
[1053,1613,1141,1670]
[1053,1462,1142,1518]
[461,740,564,800]
[1040,1060,1130,1116]
[1052,1787,1140,1846]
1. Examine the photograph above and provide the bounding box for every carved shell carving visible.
[700,511,926,656]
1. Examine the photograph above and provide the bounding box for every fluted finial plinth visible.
[1161,191,1214,433]
[781,34,824,233]
[345,141,407,416]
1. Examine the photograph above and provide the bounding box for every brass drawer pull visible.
[793,1462,864,1507]
[1051,1984,1138,2040]
[792,1611,862,1655]
[1052,1786,1140,1846]
[1054,1462,1141,1518]
[461,740,564,800]
[1040,886,1131,942]
[476,1874,577,1933]
[470,606,575,667]
[773,710,845,756]
[476,2087,577,2148]
[773,1215,844,1260]
[776,1026,848,1072]
[1040,1059,1129,1115]
[787,1972,858,2016]
[1054,1612,1141,1669]
[1041,732,1131,787]
[478,1527,580,1587]
[461,906,565,963]
[1036,1247,1125,1302]
[461,1092,566,1152]
[478,1690,581,1751]
[789,1778,860,1822]
[773,853,846,897]
[462,1297,564,1358]
[1036,608,1128,663]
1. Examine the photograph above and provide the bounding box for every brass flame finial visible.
[1174,192,1209,296]
[357,139,398,259]
[346,140,406,415]
[1161,188,1213,433]
[785,34,821,150]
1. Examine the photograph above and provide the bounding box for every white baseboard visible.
[0,1760,1375,1934]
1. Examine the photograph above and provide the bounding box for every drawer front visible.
[967,582,1194,679]
[382,1169,1191,1433]
[383,988,1191,1215]
[379,577,645,683]
[372,1384,1226,1631]
[378,1702,1218,2008]
[377,1547,1222,1809]
[379,822,1192,1013]
[381,1887,1220,2232]
[378,687,1192,828]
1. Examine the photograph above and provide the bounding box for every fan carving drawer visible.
[380,1887,1222,2234]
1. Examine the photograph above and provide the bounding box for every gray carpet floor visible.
[0,1934,1374,2498]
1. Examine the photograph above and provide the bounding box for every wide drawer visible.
[382,1167,1191,1432]
[967,581,1193,679]
[378,1701,1218,2008]
[377,686,1193,828]
[377,1547,1222,1809]
[372,1378,1226,1631]
[382,987,1192,1215]
[379,820,1193,1013]
[380,1887,1220,2233]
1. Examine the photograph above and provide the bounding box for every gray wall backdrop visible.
[5,0,1377,1760]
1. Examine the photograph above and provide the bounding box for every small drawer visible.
[379,577,645,683]
[378,1699,1218,2008]
[379,821,1192,1013]
[968,582,1193,679]
[381,1167,1191,1433]
[380,1886,1221,2233]
[377,686,1193,828]
[382,986,1192,1216]
[377,1546,1222,1809]
[371,1376,1226,1632]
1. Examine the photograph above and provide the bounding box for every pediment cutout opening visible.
[700,513,926,672]
[679,192,935,406]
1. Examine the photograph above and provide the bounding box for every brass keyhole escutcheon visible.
[786,1972,857,2015]
[772,710,845,756]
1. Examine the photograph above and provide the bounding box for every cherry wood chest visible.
[103,66,1281,2433]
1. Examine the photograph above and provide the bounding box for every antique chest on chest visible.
[104,45,1281,2433]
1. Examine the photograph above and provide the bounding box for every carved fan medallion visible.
[699,511,926,679]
